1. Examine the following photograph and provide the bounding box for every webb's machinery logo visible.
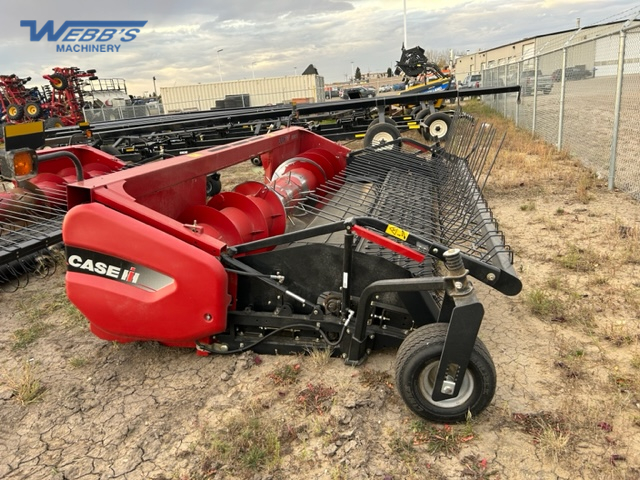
[20,20,148,53]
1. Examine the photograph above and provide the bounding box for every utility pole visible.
[403,0,407,47]
[217,49,224,82]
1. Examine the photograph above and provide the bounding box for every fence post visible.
[515,64,520,128]
[503,64,508,117]
[609,29,627,190]
[557,47,568,150]
[532,57,539,135]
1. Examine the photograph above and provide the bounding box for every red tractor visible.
[41,67,98,128]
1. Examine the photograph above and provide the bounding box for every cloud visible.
[0,0,638,96]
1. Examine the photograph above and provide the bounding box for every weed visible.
[520,201,536,211]
[201,412,292,475]
[555,207,565,215]
[631,354,640,370]
[12,321,48,349]
[538,422,571,462]
[306,347,333,368]
[68,357,87,368]
[512,412,571,460]
[330,464,349,480]
[1,359,45,405]
[389,434,415,457]
[359,369,394,391]
[411,416,475,456]
[525,288,564,319]
[557,244,600,272]
[297,383,336,414]
[460,455,500,479]
[576,173,595,203]
[267,363,300,385]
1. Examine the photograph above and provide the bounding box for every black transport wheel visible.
[7,104,24,121]
[86,69,97,74]
[49,73,69,91]
[251,156,263,166]
[395,323,496,422]
[44,117,64,129]
[367,116,397,128]
[206,173,222,196]
[25,102,43,119]
[422,112,452,142]
[363,122,401,149]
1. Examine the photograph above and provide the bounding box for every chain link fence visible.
[482,21,640,200]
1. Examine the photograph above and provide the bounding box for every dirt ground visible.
[1,107,640,480]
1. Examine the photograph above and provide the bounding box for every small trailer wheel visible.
[422,112,452,142]
[368,116,397,127]
[363,122,401,149]
[395,323,496,422]
[251,157,263,167]
[44,117,64,129]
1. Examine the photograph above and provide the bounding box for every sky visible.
[1,0,639,96]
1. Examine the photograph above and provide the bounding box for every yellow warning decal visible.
[408,125,420,129]
[355,133,365,138]
[385,224,409,241]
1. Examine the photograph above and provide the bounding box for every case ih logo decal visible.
[66,247,173,292]
[20,21,147,53]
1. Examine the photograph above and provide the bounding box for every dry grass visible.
[1,359,45,405]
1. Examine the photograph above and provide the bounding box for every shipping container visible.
[160,75,325,113]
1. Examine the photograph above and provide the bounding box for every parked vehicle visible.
[324,86,340,99]
[521,70,553,95]
[458,74,482,89]
[341,86,376,99]
[551,65,593,82]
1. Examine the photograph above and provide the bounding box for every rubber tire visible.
[86,69,97,74]
[25,102,42,119]
[363,122,401,149]
[251,157,263,166]
[422,112,452,142]
[206,173,222,197]
[44,117,64,129]
[368,116,397,128]
[89,76,99,81]
[395,323,496,423]
[49,73,69,91]
[7,104,24,121]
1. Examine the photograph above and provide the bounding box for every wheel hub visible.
[429,120,448,138]
[418,360,475,408]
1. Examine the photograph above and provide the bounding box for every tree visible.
[355,67,362,81]
[386,67,393,77]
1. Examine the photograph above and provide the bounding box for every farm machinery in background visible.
[0,113,521,423]
[0,67,98,129]
[394,45,458,142]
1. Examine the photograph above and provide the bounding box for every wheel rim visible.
[428,119,449,138]
[9,106,17,116]
[418,360,475,408]
[27,105,37,115]
[53,79,62,88]
[372,131,395,147]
